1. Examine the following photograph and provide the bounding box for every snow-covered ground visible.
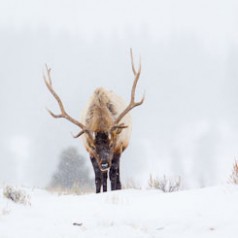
[1,185,238,238]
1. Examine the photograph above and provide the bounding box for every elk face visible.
[87,125,126,171]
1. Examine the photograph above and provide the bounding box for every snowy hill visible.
[1,185,238,238]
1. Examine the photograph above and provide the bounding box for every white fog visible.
[0,0,238,189]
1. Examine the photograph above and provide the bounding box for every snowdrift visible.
[1,185,238,238]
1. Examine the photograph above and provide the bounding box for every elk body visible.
[44,49,144,193]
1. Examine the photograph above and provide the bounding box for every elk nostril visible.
[101,162,109,169]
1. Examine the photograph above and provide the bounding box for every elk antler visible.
[43,65,93,140]
[112,49,144,129]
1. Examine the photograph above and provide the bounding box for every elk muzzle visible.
[98,150,112,171]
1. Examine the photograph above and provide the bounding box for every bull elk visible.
[44,49,144,193]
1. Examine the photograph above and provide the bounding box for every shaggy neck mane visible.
[87,88,114,132]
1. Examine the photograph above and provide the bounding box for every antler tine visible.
[43,65,93,140]
[113,49,144,127]
[72,130,86,138]
[110,123,128,132]
[130,48,137,76]
[43,65,65,119]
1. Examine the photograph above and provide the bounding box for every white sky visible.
[1,0,238,44]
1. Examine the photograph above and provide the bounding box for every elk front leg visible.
[110,154,121,190]
[90,157,102,193]
[102,172,108,192]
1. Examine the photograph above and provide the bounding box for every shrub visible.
[122,179,141,190]
[3,186,31,205]
[229,160,238,184]
[148,175,181,192]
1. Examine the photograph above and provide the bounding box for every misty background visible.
[0,0,238,189]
